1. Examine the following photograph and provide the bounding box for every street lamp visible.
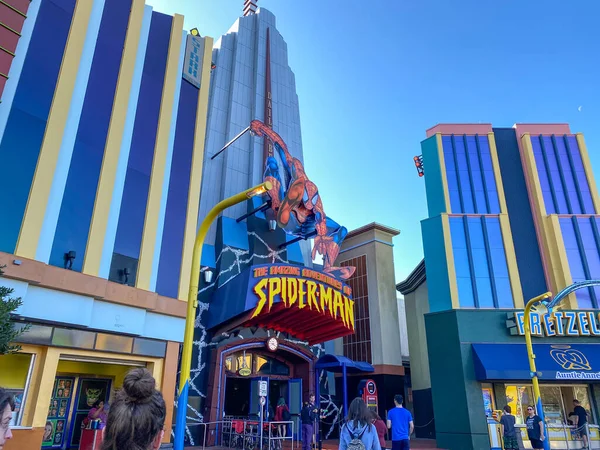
[523,291,552,450]
[174,181,272,450]
[523,280,600,450]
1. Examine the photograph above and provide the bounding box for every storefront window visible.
[481,384,495,418]
[225,352,290,376]
[540,386,563,425]
[505,384,595,425]
[0,353,35,426]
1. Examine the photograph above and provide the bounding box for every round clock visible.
[266,337,278,352]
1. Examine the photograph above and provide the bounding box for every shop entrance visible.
[219,343,312,438]
[224,377,302,420]
[44,357,146,449]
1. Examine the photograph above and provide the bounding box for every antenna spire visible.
[243,0,257,16]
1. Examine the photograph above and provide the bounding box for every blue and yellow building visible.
[0,0,213,447]
[398,124,600,449]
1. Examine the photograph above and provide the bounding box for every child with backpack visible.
[339,398,382,450]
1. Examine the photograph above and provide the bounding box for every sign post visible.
[259,391,267,450]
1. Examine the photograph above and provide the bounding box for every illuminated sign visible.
[238,368,251,377]
[250,265,355,331]
[509,311,600,337]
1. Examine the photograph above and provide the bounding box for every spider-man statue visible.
[217,120,355,280]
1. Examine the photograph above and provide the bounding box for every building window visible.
[559,217,600,308]
[0,352,35,426]
[224,352,290,377]
[450,216,513,309]
[442,135,500,214]
[505,384,594,426]
[341,255,371,363]
[530,135,595,215]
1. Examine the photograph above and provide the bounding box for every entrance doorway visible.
[224,378,251,416]
[211,339,316,439]
[45,357,147,449]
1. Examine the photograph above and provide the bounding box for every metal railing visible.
[190,419,295,450]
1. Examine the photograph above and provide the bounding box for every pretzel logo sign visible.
[550,345,591,371]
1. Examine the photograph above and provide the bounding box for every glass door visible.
[288,378,302,440]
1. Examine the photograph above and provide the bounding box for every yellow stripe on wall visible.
[576,133,600,214]
[177,36,213,301]
[488,133,508,214]
[545,215,577,309]
[136,14,185,291]
[15,0,94,259]
[82,0,146,276]
[441,213,460,309]
[498,214,524,308]
[520,134,577,306]
[435,133,452,213]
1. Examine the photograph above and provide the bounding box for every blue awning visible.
[315,354,374,374]
[472,343,600,381]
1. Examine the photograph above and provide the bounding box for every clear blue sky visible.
[147,0,600,284]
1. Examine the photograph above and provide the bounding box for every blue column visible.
[315,368,321,446]
[342,364,348,419]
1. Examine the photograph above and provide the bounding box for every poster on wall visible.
[42,377,74,448]
[482,388,494,417]
[5,389,23,426]
[68,378,111,448]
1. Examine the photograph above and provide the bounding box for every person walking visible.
[301,393,318,450]
[573,399,589,449]
[372,412,388,450]
[386,395,413,450]
[500,405,518,450]
[101,368,166,450]
[339,398,381,450]
[0,388,14,449]
[525,405,545,450]
[275,397,290,438]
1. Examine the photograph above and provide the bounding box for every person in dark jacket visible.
[301,394,318,450]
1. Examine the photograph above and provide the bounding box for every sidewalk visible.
[186,439,443,450]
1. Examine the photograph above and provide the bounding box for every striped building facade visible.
[398,124,600,450]
[0,0,213,448]
[0,0,213,298]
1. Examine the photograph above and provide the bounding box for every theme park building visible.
[398,123,600,450]
[0,0,406,448]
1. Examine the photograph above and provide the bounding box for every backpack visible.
[282,408,291,421]
[345,424,367,450]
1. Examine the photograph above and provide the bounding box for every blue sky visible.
[147,0,600,284]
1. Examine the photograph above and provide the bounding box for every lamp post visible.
[523,291,552,450]
[523,280,600,450]
[174,181,272,450]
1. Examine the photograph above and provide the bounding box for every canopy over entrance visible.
[473,343,600,381]
[206,264,356,344]
[314,353,374,440]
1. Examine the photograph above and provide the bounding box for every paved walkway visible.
[186,439,443,450]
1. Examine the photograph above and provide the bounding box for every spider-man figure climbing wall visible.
[249,119,355,280]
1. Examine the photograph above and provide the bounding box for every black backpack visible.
[282,408,291,421]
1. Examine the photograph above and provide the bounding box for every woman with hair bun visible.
[101,368,166,450]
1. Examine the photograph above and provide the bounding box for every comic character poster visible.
[69,378,111,448]
[76,379,110,410]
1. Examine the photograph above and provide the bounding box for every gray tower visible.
[199,7,305,252]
